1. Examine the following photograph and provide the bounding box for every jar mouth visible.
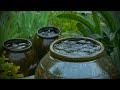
[50,37,104,62]
[37,27,60,38]
[3,38,32,52]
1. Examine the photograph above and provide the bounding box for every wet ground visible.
[53,39,101,56]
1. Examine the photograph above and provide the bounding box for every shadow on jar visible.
[2,38,38,77]
[35,37,120,79]
[32,26,61,63]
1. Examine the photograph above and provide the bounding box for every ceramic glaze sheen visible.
[32,27,60,62]
[2,39,38,77]
[35,37,119,79]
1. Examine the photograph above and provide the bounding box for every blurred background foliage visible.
[0,11,49,49]
[0,11,120,78]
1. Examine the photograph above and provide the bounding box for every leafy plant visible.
[57,11,120,75]
[48,11,81,38]
[0,11,49,79]
[0,55,24,79]
[0,11,49,50]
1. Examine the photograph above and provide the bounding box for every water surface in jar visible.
[5,42,30,50]
[38,29,58,37]
[53,39,101,57]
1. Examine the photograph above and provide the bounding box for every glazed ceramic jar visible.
[35,37,119,79]
[2,38,38,77]
[32,27,60,62]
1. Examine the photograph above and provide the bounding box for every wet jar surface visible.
[2,39,38,77]
[35,37,119,79]
[32,27,60,62]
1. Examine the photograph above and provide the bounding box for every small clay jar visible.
[32,27,60,62]
[2,38,38,77]
[35,37,119,79]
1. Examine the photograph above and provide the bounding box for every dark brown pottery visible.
[32,27,60,62]
[2,38,38,77]
[35,37,119,79]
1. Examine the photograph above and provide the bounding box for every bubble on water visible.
[48,32,56,36]
[89,49,95,53]
[39,30,57,37]
[79,40,86,43]
[12,43,18,47]
[80,48,90,52]
[63,40,69,44]
[86,41,91,44]
[16,46,26,49]
[41,32,45,35]
[18,43,27,46]
[6,43,12,47]
[95,46,101,50]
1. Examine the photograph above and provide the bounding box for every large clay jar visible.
[2,38,38,77]
[32,27,60,62]
[35,37,119,79]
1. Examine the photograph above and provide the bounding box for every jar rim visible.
[37,27,60,39]
[50,37,105,62]
[3,38,32,52]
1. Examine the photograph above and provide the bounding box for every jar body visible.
[32,35,58,62]
[35,52,119,79]
[2,48,37,76]
[32,27,60,62]
[2,39,38,77]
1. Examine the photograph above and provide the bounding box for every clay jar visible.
[32,27,60,62]
[2,38,38,77]
[35,37,119,79]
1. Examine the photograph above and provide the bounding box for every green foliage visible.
[57,11,105,40]
[98,11,116,33]
[57,11,120,75]
[0,11,49,79]
[0,11,49,50]
[48,11,81,38]
[110,47,120,73]
[57,13,95,33]
[0,11,120,77]
[92,11,101,34]
[0,55,24,79]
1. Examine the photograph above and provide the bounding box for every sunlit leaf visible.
[57,13,95,33]
[92,11,102,34]
[88,33,103,40]
[76,22,91,36]
[99,11,116,32]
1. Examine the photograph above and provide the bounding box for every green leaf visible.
[80,13,95,27]
[57,13,95,33]
[10,33,22,39]
[101,24,110,39]
[76,22,91,36]
[110,33,116,41]
[92,11,102,34]
[12,66,20,73]
[15,74,24,78]
[88,33,103,40]
[99,11,116,33]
